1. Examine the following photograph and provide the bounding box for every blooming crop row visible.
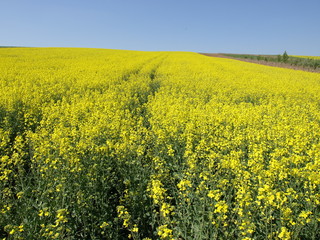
[0,48,319,239]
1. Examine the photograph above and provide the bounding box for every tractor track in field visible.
[200,53,320,73]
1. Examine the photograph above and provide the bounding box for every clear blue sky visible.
[1,0,320,55]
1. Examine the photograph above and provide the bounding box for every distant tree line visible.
[223,51,320,70]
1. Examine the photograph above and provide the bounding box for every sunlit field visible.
[292,55,320,60]
[1,48,319,239]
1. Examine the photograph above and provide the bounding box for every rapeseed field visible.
[0,48,319,239]
[292,55,320,60]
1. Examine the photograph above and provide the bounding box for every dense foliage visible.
[1,48,320,239]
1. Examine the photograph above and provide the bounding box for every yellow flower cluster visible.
[0,47,319,239]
